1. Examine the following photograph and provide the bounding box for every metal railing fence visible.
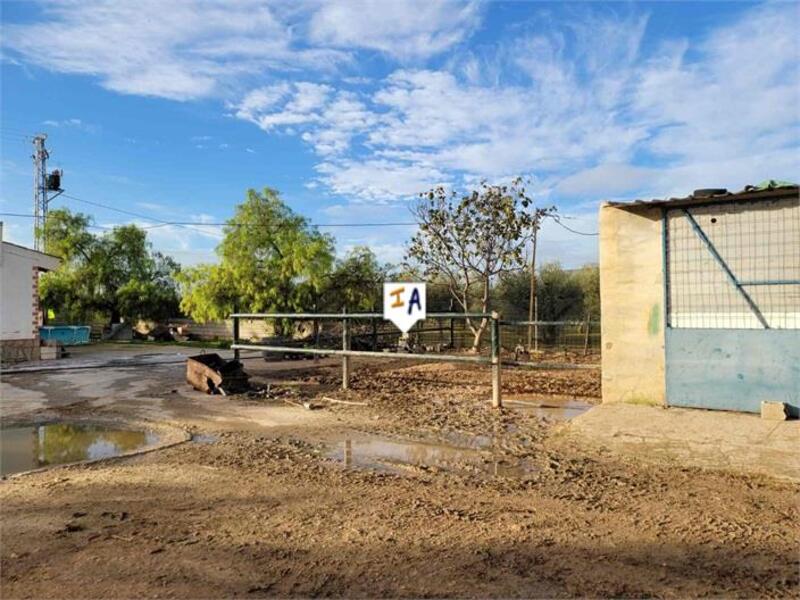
[230,311,599,408]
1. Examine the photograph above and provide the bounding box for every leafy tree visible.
[493,270,531,320]
[40,209,181,326]
[320,246,389,312]
[499,262,600,322]
[407,178,544,350]
[536,262,584,322]
[178,188,334,329]
[575,264,600,322]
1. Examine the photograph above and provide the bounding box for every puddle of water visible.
[327,436,536,479]
[1,423,158,477]
[438,430,494,449]
[503,394,594,421]
[191,433,218,444]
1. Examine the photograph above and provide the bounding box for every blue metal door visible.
[664,196,800,414]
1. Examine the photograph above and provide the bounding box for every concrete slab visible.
[565,403,800,482]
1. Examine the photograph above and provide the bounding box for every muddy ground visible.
[1,349,798,598]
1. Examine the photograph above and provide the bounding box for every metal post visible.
[342,308,350,390]
[313,318,320,364]
[533,296,539,354]
[490,311,502,408]
[583,314,590,356]
[232,314,240,361]
[448,299,455,349]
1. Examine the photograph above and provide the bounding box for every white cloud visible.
[234,82,332,130]
[235,83,378,157]
[556,164,656,198]
[7,1,799,215]
[633,6,799,166]
[315,159,447,201]
[4,0,480,101]
[255,4,798,204]
[2,1,347,101]
[42,117,98,132]
[234,84,292,121]
[308,0,481,60]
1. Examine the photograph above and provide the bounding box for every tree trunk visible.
[471,318,489,351]
[470,276,491,351]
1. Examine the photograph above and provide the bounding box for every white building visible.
[1,224,60,363]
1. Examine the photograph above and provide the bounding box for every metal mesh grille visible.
[666,197,800,329]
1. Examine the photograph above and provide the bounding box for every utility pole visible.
[31,134,63,251]
[32,135,48,251]
[527,225,538,352]
[527,206,557,353]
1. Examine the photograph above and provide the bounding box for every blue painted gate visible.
[663,196,800,414]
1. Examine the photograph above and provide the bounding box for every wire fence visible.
[236,316,600,357]
[231,311,601,409]
[666,196,800,329]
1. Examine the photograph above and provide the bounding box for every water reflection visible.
[333,437,536,479]
[1,423,157,476]
[503,394,594,421]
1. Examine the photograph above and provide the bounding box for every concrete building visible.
[1,225,60,363]
[599,185,799,415]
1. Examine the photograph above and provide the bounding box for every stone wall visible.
[136,318,275,342]
[1,338,39,363]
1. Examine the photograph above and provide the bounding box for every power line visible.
[61,193,165,222]
[551,216,598,236]
[1,210,415,230]
[142,221,417,228]
[50,194,419,230]
[6,188,598,237]
[0,128,35,141]
[59,193,218,237]
[3,207,597,235]
[0,212,112,231]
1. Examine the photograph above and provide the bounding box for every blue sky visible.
[1,1,798,267]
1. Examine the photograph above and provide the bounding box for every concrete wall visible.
[136,318,275,341]
[599,204,666,406]
[1,244,40,342]
[1,238,60,363]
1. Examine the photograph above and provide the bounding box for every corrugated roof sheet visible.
[606,185,799,211]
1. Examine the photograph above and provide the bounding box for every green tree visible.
[575,264,600,322]
[320,246,388,311]
[493,270,530,320]
[407,178,541,350]
[178,188,334,327]
[40,209,181,326]
[536,262,584,322]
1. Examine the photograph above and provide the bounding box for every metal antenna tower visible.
[31,134,63,251]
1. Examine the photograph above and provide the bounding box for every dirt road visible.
[1,351,798,598]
